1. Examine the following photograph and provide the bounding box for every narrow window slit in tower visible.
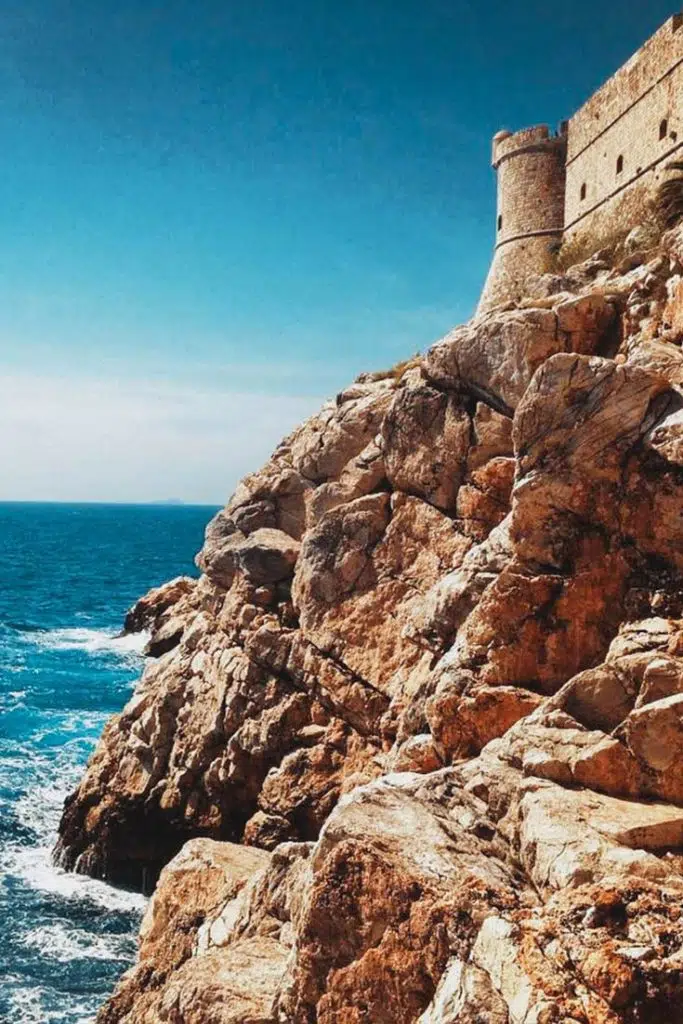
[616,155,624,175]
[497,214,503,231]
[580,183,587,201]
[660,119,669,140]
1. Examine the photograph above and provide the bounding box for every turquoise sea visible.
[0,502,218,1023]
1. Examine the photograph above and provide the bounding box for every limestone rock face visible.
[424,294,617,415]
[58,229,683,1021]
[98,839,272,1023]
[380,375,471,512]
[123,576,199,656]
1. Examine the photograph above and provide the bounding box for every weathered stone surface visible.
[417,959,509,1024]
[276,773,529,1023]
[293,492,471,698]
[455,455,515,541]
[98,839,272,1023]
[58,237,683,1022]
[425,295,616,415]
[290,381,394,484]
[198,526,300,588]
[304,440,385,527]
[124,576,199,656]
[110,939,288,1023]
[381,376,471,512]
[102,766,683,1023]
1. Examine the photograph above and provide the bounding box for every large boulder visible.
[381,375,471,513]
[425,295,617,415]
[124,576,199,656]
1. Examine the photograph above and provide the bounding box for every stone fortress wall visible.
[565,14,683,244]
[479,14,683,313]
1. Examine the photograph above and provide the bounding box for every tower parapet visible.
[478,16,683,315]
[479,124,567,313]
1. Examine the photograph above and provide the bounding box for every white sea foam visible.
[0,842,147,913]
[15,784,71,839]
[4,981,97,1024]
[2,620,148,1019]
[27,710,110,747]
[23,921,136,962]
[0,751,147,915]
[13,761,90,839]
[26,626,149,659]
[0,759,144,1024]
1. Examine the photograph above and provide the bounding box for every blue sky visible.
[1,0,676,502]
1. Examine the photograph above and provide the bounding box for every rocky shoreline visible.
[58,226,683,1021]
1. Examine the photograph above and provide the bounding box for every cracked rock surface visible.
[57,227,683,1022]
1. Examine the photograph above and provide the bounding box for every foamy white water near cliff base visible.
[0,502,217,1023]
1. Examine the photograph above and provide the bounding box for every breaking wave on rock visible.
[0,501,211,1024]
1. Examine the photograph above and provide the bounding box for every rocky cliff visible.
[57,226,683,1022]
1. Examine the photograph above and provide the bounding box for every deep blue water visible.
[0,502,218,1024]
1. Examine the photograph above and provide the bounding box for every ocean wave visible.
[23,921,137,962]
[0,747,145,1020]
[24,711,110,749]
[0,690,28,714]
[2,981,97,1024]
[0,842,147,913]
[12,768,83,841]
[0,501,208,1023]
[21,626,149,659]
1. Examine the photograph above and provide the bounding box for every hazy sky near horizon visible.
[1,0,677,502]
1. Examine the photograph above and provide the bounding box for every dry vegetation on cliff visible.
[56,224,683,1022]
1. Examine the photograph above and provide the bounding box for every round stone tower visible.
[478,124,567,314]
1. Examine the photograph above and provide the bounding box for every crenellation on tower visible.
[479,13,683,314]
[492,124,563,168]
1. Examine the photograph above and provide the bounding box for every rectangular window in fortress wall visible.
[565,16,683,238]
[565,61,683,235]
[566,17,683,162]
